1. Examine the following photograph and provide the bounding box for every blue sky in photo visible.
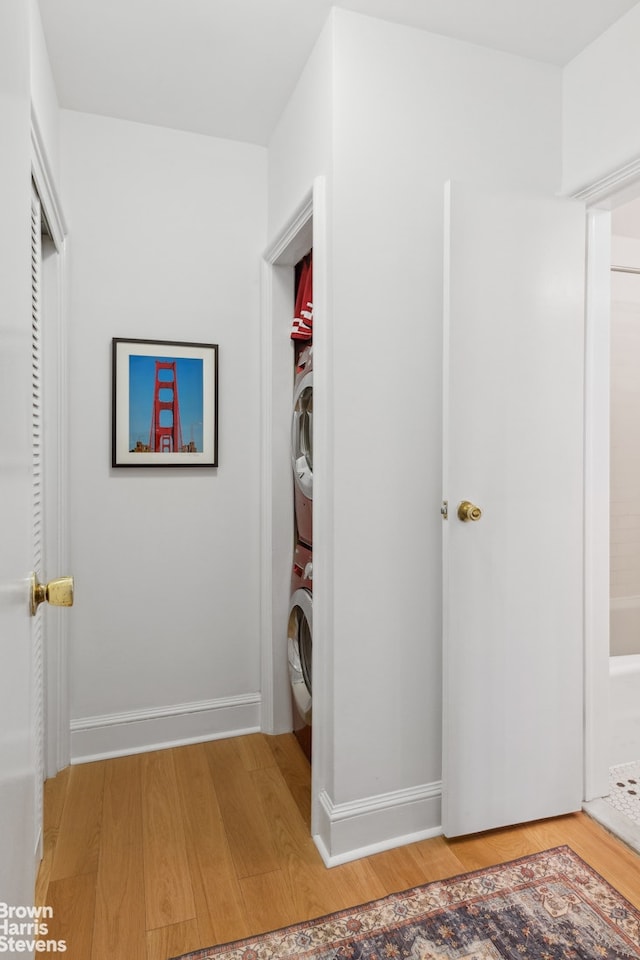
[129,354,204,451]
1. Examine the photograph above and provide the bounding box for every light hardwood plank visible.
[236,731,278,772]
[50,761,104,880]
[92,755,147,960]
[35,766,70,905]
[204,738,280,879]
[447,817,553,871]
[247,764,338,919]
[40,874,96,958]
[146,919,203,960]
[268,733,312,829]
[173,743,251,946]
[367,841,441,892]
[248,764,317,863]
[248,764,390,920]
[141,749,196,930]
[322,857,390,911]
[238,869,300,934]
[403,834,469,882]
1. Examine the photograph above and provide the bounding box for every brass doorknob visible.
[457,501,482,522]
[30,573,74,616]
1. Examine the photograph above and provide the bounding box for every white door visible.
[442,181,586,837]
[0,0,40,905]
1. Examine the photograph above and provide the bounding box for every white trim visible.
[571,157,640,206]
[260,183,317,737]
[322,782,441,820]
[260,177,331,848]
[574,158,640,808]
[42,244,71,776]
[259,254,277,733]
[31,115,70,778]
[71,693,260,729]
[31,186,45,862]
[583,208,612,802]
[70,693,261,763]
[53,242,71,774]
[264,191,313,265]
[30,108,67,252]
[313,782,443,867]
[308,176,331,840]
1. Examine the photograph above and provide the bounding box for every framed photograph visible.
[112,338,218,467]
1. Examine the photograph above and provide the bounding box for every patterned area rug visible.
[171,846,640,960]
[605,761,640,827]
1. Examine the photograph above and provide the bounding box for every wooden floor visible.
[36,733,640,960]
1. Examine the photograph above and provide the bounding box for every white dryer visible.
[291,368,313,547]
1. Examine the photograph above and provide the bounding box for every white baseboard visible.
[70,693,261,763]
[314,780,443,866]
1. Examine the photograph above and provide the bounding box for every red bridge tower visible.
[149,360,183,453]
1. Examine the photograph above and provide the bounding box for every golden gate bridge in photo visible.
[149,359,184,452]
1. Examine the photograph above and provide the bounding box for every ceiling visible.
[38,0,640,146]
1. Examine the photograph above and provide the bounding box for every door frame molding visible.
[31,110,70,776]
[260,176,330,842]
[572,158,640,803]
[260,188,313,739]
[31,109,66,251]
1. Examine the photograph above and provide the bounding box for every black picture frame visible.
[112,337,218,467]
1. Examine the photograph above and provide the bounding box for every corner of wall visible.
[29,0,61,187]
[561,5,640,197]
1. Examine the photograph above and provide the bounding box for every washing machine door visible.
[288,588,312,725]
[291,371,313,500]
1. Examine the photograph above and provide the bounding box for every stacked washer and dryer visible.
[288,253,313,761]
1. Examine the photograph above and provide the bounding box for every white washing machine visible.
[288,540,312,760]
[289,256,313,759]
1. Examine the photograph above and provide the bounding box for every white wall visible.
[563,4,640,195]
[29,0,60,185]
[268,8,564,861]
[60,111,267,759]
[330,11,561,800]
[268,15,334,236]
[263,16,334,748]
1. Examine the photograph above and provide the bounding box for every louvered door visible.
[31,184,45,857]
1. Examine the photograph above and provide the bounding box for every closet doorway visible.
[582,171,640,853]
[585,194,640,851]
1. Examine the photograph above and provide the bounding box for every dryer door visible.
[291,370,313,546]
[288,588,312,724]
[291,371,313,499]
